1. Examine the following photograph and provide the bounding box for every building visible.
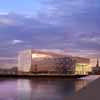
[92,58,100,74]
[18,49,75,74]
[0,67,18,75]
[18,49,90,75]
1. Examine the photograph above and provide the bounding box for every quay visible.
[0,74,88,79]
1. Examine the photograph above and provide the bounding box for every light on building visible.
[32,54,52,58]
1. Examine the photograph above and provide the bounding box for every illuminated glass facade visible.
[75,63,91,75]
[73,57,91,75]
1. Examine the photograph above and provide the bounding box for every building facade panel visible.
[18,50,32,72]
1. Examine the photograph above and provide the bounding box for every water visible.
[0,76,99,100]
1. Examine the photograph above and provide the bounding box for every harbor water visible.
[0,75,99,100]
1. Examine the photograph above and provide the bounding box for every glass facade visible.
[75,63,90,75]
[31,53,75,74]
[18,49,90,75]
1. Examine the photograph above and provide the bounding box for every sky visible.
[0,0,100,67]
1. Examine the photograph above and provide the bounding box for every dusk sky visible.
[0,0,100,66]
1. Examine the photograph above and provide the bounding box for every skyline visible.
[0,0,100,67]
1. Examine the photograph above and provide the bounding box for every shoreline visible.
[0,74,88,79]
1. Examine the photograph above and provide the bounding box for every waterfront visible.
[0,76,99,100]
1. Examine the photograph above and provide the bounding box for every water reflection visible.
[17,78,89,100]
[75,79,88,92]
[0,79,17,100]
[0,77,96,100]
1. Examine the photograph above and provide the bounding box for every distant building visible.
[92,58,100,74]
[0,67,18,75]
[18,49,90,75]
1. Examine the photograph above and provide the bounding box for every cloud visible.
[0,12,8,15]
[0,18,14,25]
[11,40,24,45]
[0,57,16,60]
[0,0,100,59]
[80,37,100,44]
[74,33,100,51]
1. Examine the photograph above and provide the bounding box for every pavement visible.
[66,77,100,100]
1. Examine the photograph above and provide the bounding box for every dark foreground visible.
[0,78,90,100]
[0,74,87,79]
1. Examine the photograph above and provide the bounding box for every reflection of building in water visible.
[17,79,32,100]
[17,79,89,99]
[29,79,76,97]
[18,49,91,75]
[75,80,88,92]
